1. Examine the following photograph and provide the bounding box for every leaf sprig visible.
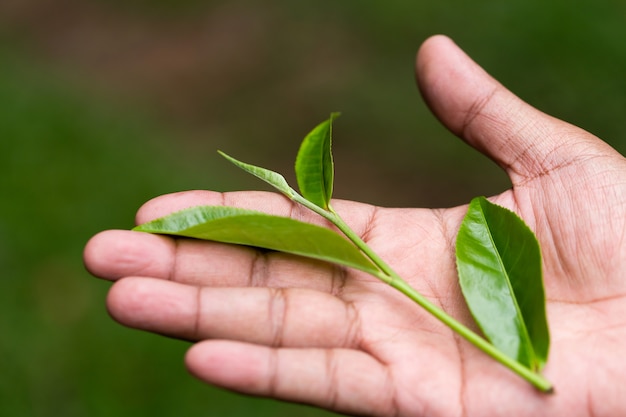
[134,114,552,392]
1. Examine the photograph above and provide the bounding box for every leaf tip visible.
[217,149,232,160]
[132,223,151,233]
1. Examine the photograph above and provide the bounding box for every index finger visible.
[84,229,348,293]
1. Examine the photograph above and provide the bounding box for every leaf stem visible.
[391,279,553,392]
[292,195,552,392]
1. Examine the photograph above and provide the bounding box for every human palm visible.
[84,36,626,416]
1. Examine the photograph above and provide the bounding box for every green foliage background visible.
[1,1,625,416]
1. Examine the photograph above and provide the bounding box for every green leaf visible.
[219,150,298,199]
[133,205,380,276]
[456,196,549,371]
[294,113,339,210]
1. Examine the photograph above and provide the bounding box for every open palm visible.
[84,36,626,417]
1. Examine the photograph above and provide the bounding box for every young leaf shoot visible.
[294,112,339,210]
[134,114,553,392]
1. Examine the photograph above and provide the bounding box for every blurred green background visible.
[1,0,625,416]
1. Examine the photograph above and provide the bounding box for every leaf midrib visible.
[478,204,537,369]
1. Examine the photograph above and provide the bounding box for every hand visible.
[84,35,626,416]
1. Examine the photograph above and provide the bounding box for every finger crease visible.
[249,251,269,287]
[329,266,348,298]
[367,353,400,417]
[193,286,203,340]
[288,199,304,222]
[267,348,279,397]
[269,288,287,347]
[453,332,469,417]
[383,367,400,417]
[342,302,362,349]
[168,238,181,281]
[219,191,227,208]
[324,350,340,410]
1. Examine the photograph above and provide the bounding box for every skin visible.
[84,35,626,416]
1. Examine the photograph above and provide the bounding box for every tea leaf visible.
[456,196,549,371]
[139,116,553,390]
[294,113,339,210]
[219,151,297,199]
[133,205,380,276]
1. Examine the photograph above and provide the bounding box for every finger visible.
[106,277,361,348]
[415,35,616,184]
[132,189,445,271]
[135,189,382,243]
[84,230,175,281]
[135,189,328,226]
[185,341,396,416]
[84,229,346,291]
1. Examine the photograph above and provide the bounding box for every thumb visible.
[415,35,613,185]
